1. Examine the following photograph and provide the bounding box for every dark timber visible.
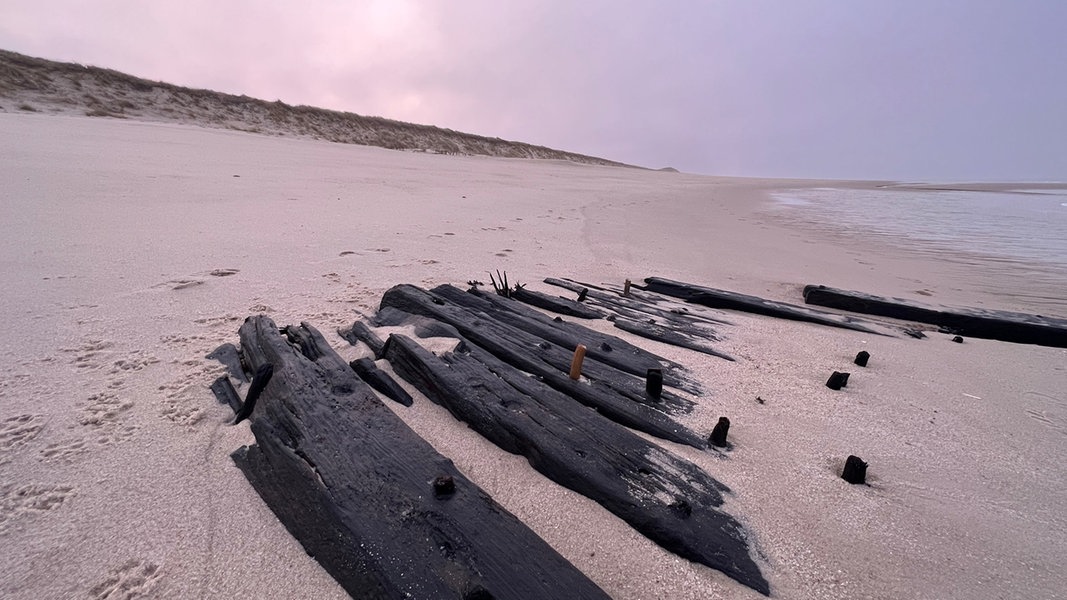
[209,376,243,414]
[383,333,770,595]
[543,278,735,359]
[643,277,884,334]
[206,343,249,383]
[841,455,868,485]
[377,284,707,448]
[510,286,607,319]
[349,357,413,407]
[803,284,1067,348]
[438,284,705,396]
[233,363,274,424]
[546,277,738,324]
[338,320,387,358]
[545,277,734,329]
[229,316,610,600]
[613,317,736,361]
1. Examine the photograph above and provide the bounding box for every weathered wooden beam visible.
[433,284,705,398]
[803,284,1067,348]
[377,285,706,448]
[209,375,242,413]
[206,342,249,383]
[545,277,733,328]
[390,284,700,416]
[337,320,386,358]
[543,278,739,360]
[234,363,274,424]
[349,357,413,407]
[230,316,610,600]
[382,333,770,595]
[510,286,607,319]
[643,277,885,334]
[612,317,735,361]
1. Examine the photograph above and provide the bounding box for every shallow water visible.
[764,186,1067,314]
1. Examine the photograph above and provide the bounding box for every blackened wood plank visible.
[378,285,707,448]
[643,277,884,334]
[433,284,705,398]
[803,284,1067,348]
[337,320,386,358]
[349,357,413,406]
[510,286,608,319]
[545,277,734,328]
[613,317,736,361]
[230,316,610,600]
[382,333,769,595]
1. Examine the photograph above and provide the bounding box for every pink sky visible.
[2,1,1065,180]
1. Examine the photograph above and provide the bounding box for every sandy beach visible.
[1,112,1065,599]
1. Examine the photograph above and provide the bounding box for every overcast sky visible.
[2,1,1065,180]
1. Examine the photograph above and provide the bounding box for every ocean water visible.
[769,187,1067,267]
[765,186,1067,312]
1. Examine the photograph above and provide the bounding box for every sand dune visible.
[0,48,630,167]
[1,112,1064,599]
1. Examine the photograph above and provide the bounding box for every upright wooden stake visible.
[645,368,663,400]
[569,344,587,380]
[709,416,730,447]
[623,279,632,297]
[841,455,868,484]
[826,371,850,390]
[854,351,870,367]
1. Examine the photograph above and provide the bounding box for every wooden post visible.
[709,417,730,447]
[234,363,275,424]
[645,368,663,400]
[569,344,587,380]
[841,455,867,484]
[623,279,632,297]
[826,371,850,390]
[854,351,870,367]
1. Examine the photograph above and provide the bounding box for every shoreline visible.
[1,113,1064,599]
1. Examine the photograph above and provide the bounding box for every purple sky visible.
[2,1,1065,180]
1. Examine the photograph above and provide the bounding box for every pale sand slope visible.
[0,112,1064,599]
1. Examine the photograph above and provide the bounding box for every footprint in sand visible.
[0,414,45,451]
[0,483,75,534]
[160,333,211,350]
[0,414,46,465]
[1023,391,1065,436]
[158,356,228,428]
[108,351,160,375]
[89,559,163,600]
[79,392,138,445]
[159,381,210,427]
[40,438,89,463]
[163,278,205,290]
[61,339,115,372]
[193,314,242,327]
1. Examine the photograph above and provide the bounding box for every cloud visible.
[2,0,1065,179]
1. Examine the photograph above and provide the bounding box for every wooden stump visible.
[709,417,730,447]
[826,371,850,390]
[842,455,868,484]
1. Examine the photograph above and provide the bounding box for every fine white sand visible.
[1,112,1064,599]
